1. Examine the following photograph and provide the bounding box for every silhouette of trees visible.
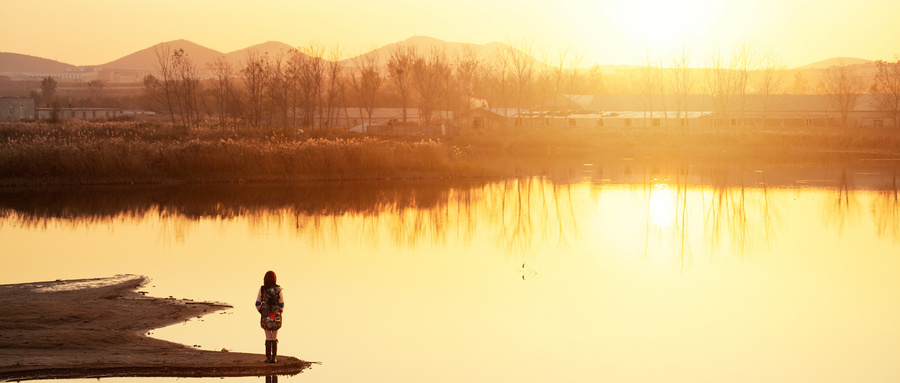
[670,42,693,124]
[820,60,864,127]
[87,80,104,105]
[242,50,268,129]
[412,47,449,129]
[350,50,384,129]
[757,50,786,125]
[40,76,57,107]
[294,44,327,130]
[505,37,536,125]
[452,44,481,132]
[322,45,345,129]
[207,56,236,129]
[870,58,900,128]
[145,45,201,129]
[791,72,808,95]
[388,45,416,125]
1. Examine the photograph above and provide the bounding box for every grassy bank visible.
[0,121,486,185]
[2,121,899,185]
[452,125,900,160]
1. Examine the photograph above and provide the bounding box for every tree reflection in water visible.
[2,162,899,268]
[823,168,860,235]
[873,171,900,243]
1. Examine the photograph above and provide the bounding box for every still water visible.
[2,162,900,382]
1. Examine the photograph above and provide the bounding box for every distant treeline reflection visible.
[2,161,898,257]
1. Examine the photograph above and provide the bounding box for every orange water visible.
[2,176,899,383]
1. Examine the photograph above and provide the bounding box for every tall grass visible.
[452,125,900,160]
[0,121,486,185]
[2,121,898,185]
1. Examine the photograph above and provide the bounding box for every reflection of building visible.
[471,94,896,129]
[35,107,123,121]
[0,97,35,121]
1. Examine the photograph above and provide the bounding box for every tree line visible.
[140,38,599,132]
[30,39,900,130]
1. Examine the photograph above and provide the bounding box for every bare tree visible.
[146,45,203,129]
[453,44,481,132]
[757,49,786,126]
[670,41,693,125]
[87,79,104,105]
[870,58,900,128]
[485,44,512,125]
[552,43,585,119]
[149,45,179,125]
[171,48,201,129]
[412,47,450,131]
[322,45,345,129]
[265,51,292,129]
[791,72,808,95]
[208,56,235,129]
[732,41,759,125]
[533,46,554,121]
[704,47,736,127]
[351,49,384,130]
[387,45,417,125]
[820,60,864,127]
[504,37,536,125]
[40,76,57,107]
[636,49,663,125]
[242,50,268,129]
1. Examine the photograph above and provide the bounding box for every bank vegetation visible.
[2,120,899,186]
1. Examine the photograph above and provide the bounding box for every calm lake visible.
[2,159,899,382]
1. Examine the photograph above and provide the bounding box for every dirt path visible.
[0,275,310,381]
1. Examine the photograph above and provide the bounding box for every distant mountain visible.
[98,39,227,71]
[16,37,874,77]
[0,52,76,73]
[339,36,509,68]
[799,57,873,69]
[225,41,298,62]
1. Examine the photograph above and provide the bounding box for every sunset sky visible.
[2,0,899,68]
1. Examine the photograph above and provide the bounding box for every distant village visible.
[2,38,899,131]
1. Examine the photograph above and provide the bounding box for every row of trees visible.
[619,43,900,128]
[139,40,900,131]
[141,39,596,131]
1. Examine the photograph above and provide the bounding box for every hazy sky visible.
[2,0,899,68]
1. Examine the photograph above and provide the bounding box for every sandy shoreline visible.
[0,275,310,381]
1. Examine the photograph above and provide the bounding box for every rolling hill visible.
[98,39,227,71]
[0,52,75,73]
[1,37,883,76]
[799,57,873,69]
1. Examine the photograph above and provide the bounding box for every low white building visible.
[35,107,123,121]
[0,97,35,121]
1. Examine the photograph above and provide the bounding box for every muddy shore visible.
[0,275,310,381]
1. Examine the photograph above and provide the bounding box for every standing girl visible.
[256,270,284,363]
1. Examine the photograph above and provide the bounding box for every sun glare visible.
[649,181,676,228]
[612,0,712,53]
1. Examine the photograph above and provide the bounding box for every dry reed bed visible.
[455,125,900,158]
[2,121,898,185]
[0,121,482,184]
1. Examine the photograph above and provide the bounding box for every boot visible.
[271,340,278,363]
[265,340,272,363]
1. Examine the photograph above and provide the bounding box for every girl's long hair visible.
[263,270,277,287]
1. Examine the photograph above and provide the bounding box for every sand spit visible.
[0,275,310,381]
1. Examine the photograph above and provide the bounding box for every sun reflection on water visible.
[650,179,676,228]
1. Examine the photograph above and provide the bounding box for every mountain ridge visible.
[1,37,880,75]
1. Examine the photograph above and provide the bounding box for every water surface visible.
[2,162,899,382]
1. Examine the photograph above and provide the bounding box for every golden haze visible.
[2,0,900,67]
